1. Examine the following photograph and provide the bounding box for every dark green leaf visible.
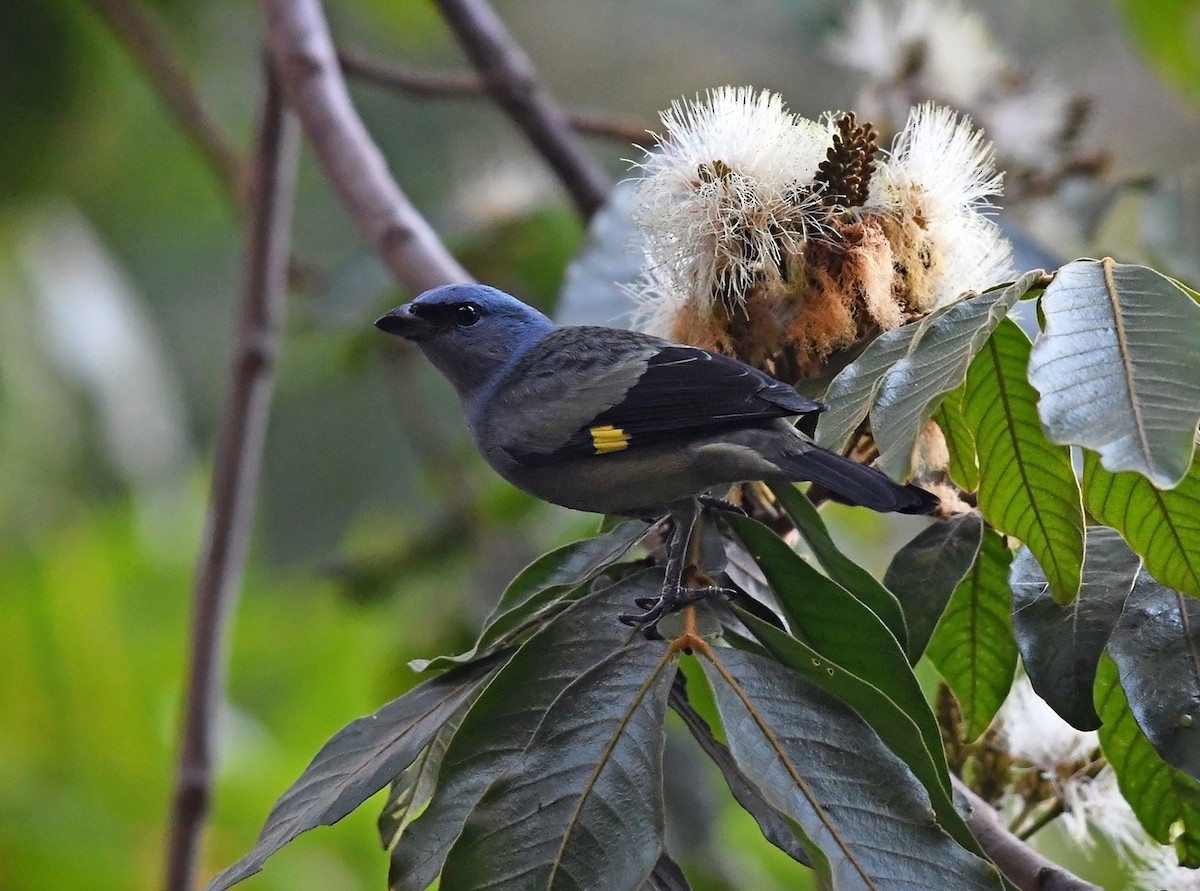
[726,516,946,795]
[669,675,810,866]
[935,384,980,491]
[640,853,692,891]
[1106,568,1200,781]
[1095,656,1200,867]
[411,520,647,672]
[1028,258,1200,488]
[440,645,675,891]
[204,659,501,891]
[1083,449,1200,600]
[884,513,984,663]
[734,610,987,857]
[1010,528,1141,731]
[872,272,1042,479]
[768,481,907,646]
[964,316,1084,602]
[816,323,923,452]
[699,648,1003,890]
[926,526,1017,741]
[378,703,468,851]
[388,571,659,891]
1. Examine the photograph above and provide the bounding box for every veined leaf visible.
[884,513,984,663]
[1028,258,1200,488]
[926,526,1017,741]
[441,645,674,891]
[204,658,502,891]
[1095,656,1200,867]
[1010,527,1141,731]
[726,514,941,770]
[1106,568,1200,781]
[873,271,1043,479]
[1083,449,1200,600]
[378,705,468,851]
[388,572,659,891]
[935,383,980,491]
[700,648,1003,890]
[964,316,1084,602]
[816,322,923,452]
[768,481,907,646]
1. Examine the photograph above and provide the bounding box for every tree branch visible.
[336,46,654,148]
[433,0,612,219]
[263,0,470,293]
[163,64,299,891]
[83,0,247,210]
[953,777,1099,891]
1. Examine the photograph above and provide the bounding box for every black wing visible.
[525,344,824,463]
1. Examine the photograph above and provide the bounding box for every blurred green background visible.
[2,0,1198,888]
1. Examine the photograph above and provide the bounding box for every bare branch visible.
[263,0,470,293]
[83,0,247,210]
[163,65,299,891]
[433,0,612,219]
[953,776,1100,891]
[337,46,654,148]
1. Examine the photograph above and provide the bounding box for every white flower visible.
[829,0,1006,109]
[868,103,1013,308]
[998,676,1098,772]
[631,87,830,325]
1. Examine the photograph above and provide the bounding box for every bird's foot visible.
[697,493,747,516]
[619,566,732,640]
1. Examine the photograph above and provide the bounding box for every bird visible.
[376,283,937,636]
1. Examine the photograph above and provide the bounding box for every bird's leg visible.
[619,498,731,639]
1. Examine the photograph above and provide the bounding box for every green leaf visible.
[726,515,945,794]
[964,316,1084,602]
[411,520,647,672]
[733,610,985,857]
[884,513,984,663]
[926,526,1017,741]
[388,572,660,891]
[699,648,1003,890]
[668,677,811,866]
[815,322,923,452]
[935,383,980,491]
[1009,527,1141,731]
[1105,568,1200,781]
[1095,655,1200,867]
[1028,258,1200,488]
[872,272,1043,479]
[1083,449,1200,600]
[378,704,468,851]
[204,658,502,891]
[1115,0,1200,104]
[441,645,675,891]
[767,481,907,646]
[641,853,692,891]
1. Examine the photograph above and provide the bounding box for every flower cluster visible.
[628,87,1012,380]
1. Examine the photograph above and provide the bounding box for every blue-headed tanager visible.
[377,283,936,636]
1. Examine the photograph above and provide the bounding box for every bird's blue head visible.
[375,283,555,403]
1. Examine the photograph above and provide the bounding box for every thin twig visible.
[263,0,470,293]
[953,777,1099,891]
[433,0,612,219]
[337,46,654,148]
[83,0,247,210]
[163,64,299,891]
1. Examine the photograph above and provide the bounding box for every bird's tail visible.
[777,445,939,515]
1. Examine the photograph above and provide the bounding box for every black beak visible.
[375,305,424,339]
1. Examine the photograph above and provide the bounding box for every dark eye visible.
[454,303,481,327]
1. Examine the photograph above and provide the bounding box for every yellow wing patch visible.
[590,424,630,454]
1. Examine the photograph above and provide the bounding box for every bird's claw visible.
[697,493,747,516]
[619,583,733,640]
